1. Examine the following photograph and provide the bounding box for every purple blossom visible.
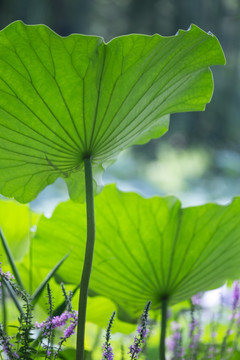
[166,325,184,359]
[189,332,202,349]
[36,309,78,349]
[232,281,240,311]
[102,311,116,360]
[128,302,151,359]
[0,325,17,359]
[189,318,198,335]
[137,325,149,343]
[191,293,202,306]
[173,331,181,341]
[179,347,185,357]
[236,311,240,324]
[35,310,77,332]
[63,322,76,339]
[129,339,142,358]
[128,327,148,358]
[166,337,176,352]
[102,343,114,360]
[208,346,215,359]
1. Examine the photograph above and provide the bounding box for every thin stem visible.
[76,157,95,360]
[29,212,33,294]
[1,282,7,331]
[160,297,168,360]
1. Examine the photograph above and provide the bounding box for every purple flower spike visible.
[102,312,116,360]
[128,301,151,359]
[191,293,202,306]
[102,343,114,360]
[35,310,77,333]
[189,318,198,335]
[0,325,16,359]
[63,322,76,339]
[232,281,240,311]
[166,323,184,359]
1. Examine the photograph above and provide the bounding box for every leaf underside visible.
[0,21,225,202]
[32,185,240,315]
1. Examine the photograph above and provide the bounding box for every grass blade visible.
[2,277,24,316]
[0,227,25,290]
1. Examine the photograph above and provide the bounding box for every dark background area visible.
[0,0,240,206]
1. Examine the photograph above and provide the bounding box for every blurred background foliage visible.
[1,0,239,208]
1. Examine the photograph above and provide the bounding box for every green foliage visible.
[0,269,35,359]
[0,199,39,265]
[32,185,240,315]
[0,20,228,359]
[0,228,25,289]
[0,268,78,359]
[31,254,69,306]
[0,199,70,318]
[0,21,225,203]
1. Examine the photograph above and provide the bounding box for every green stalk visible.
[76,157,95,360]
[29,212,33,295]
[1,282,7,331]
[160,297,168,360]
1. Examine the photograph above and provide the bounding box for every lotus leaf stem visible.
[76,157,95,360]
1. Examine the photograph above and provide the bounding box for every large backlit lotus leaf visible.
[32,185,240,315]
[0,21,225,202]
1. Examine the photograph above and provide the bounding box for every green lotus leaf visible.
[0,199,39,264]
[32,185,240,315]
[0,21,225,202]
